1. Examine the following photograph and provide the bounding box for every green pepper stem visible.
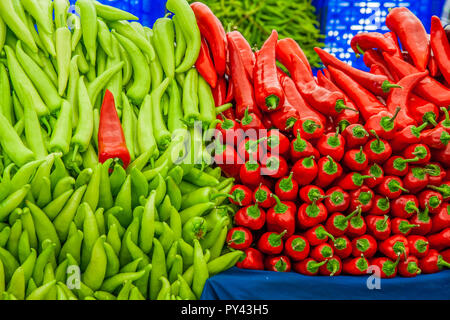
[441,107,450,127]
[344,206,362,221]
[388,107,401,124]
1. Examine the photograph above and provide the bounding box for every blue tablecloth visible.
[201,268,450,300]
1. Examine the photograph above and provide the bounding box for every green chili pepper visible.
[179,181,198,195]
[119,214,140,266]
[125,233,150,269]
[42,262,58,300]
[137,94,160,159]
[181,187,216,210]
[82,235,107,291]
[180,202,216,225]
[81,163,101,212]
[129,286,145,300]
[80,202,100,272]
[87,62,124,107]
[183,168,220,187]
[156,276,171,300]
[153,14,175,79]
[120,258,143,273]
[82,144,99,171]
[36,177,52,208]
[121,93,137,162]
[26,280,56,300]
[198,76,217,129]
[172,15,186,68]
[21,247,36,283]
[55,16,72,96]
[52,176,75,200]
[97,18,114,57]
[150,78,172,151]
[142,159,170,182]
[0,185,30,223]
[110,164,127,197]
[200,216,229,250]
[19,207,37,251]
[0,62,13,124]
[166,240,179,271]
[0,245,19,283]
[182,68,200,127]
[207,250,244,277]
[97,159,114,211]
[149,238,167,300]
[48,100,72,155]
[74,43,89,74]
[158,195,173,223]
[192,239,209,299]
[177,274,196,300]
[100,269,146,294]
[103,241,120,278]
[182,216,208,246]
[6,219,21,261]
[94,290,116,301]
[115,37,132,87]
[209,225,228,261]
[59,229,83,266]
[114,175,132,227]
[6,266,25,300]
[32,240,56,286]
[106,222,121,257]
[77,0,97,65]
[149,173,167,208]
[105,35,123,108]
[57,282,78,300]
[166,177,182,211]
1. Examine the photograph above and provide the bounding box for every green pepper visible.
[153,14,175,79]
[182,68,200,127]
[182,217,208,246]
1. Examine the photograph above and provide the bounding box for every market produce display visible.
[0,0,240,301]
[215,7,450,278]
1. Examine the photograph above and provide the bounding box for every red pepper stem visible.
[381,80,403,93]
[393,254,401,269]
[402,157,420,164]
[270,194,288,214]
[322,230,336,243]
[381,215,389,228]
[356,43,365,55]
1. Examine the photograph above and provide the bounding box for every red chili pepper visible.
[331,236,353,259]
[274,173,299,202]
[342,147,369,172]
[428,228,450,251]
[407,94,440,126]
[382,53,450,108]
[277,38,313,77]
[419,189,443,214]
[315,47,401,97]
[316,128,346,162]
[240,108,265,132]
[289,131,317,163]
[266,195,296,239]
[195,37,218,88]
[391,218,419,236]
[260,153,289,179]
[98,90,131,168]
[226,31,255,81]
[264,255,291,272]
[237,137,267,163]
[366,215,391,241]
[370,196,391,216]
[284,235,310,261]
[346,207,367,238]
[277,47,350,118]
[257,230,287,255]
[421,126,450,150]
[253,184,275,209]
[430,204,450,234]
[438,107,450,131]
[315,156,343,189]
[227,227,253,250]
[191,2,227,77]
[403,144,431,165]
[419,249,450,274]
[351,32,398,57]
[398,256,422,277]
[268,99,299,133]
[297,200,328,230]
[297,187,325,207]
[343,255,370,275]
[234,203,266,231]
[442,249,450,262]
[293,258,328,276]
[384,32,403,58]
[409,204,432,236]
[428,53,441,78]
[336,172,374,192]
[227,33,261,120]
[390,123,429,153]
[433,143,450,167]
[292,156,318,187]
[363,130,393,164]
[370,256,401,278]
[380,235,410,261]
[386,7,430,71]
[214,141,242,180]
[363,49,395,79]
[324,187,349,214]
[215,115,243,146]
[430,16,450,84]
[229,185,253,207]
[391,195,420,219]
[319,256,342,277]
[253,30,285,112]
[377,176,408,199]
[383,156,420,177]
[407,235,430,259]
[403,167,429,194]
[303,224,335,247]
[239,158,262,189]
[349,187,374,213]
[267,130,290,157]
[361,163,385,189]
[311,243,334,262]
[225,78,235,104]
[213,78,233,119]
[351,234,377,259]
[325,207,361,237]
[236,248,264,270]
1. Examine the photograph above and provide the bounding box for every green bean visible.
[77,0,98,65]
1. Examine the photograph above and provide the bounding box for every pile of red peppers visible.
[201,6,450,278]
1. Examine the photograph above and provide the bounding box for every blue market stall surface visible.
[201,268,450,300]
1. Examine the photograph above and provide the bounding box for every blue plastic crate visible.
[313,0,447,71]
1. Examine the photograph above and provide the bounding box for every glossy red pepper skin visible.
[349,187,374,213]
[215,141,242,180]
[370,196,391,216]
[351,32,397,56]
[336,172,373,192]
[346,210,367,239]
[274,173,299,202]
[264,255,292,272]
[303,224,335,247]
[266,195,296,240]
[361,164,384,189]
[343,255,370,275]
[226,31,255,81]
[398,256,421,277]
[363,132,393,164]
[239,159,262,190]
[292,156,318,187]
[293,258,328,276]
[433,144,450,168]
[419,249,450,274]
[366,215,391,241]
[227,227,253,250]
[391,195,420,219]
[380,235,410,261]
[409,205,433,236]
[284,235,310,261]
[225,78,235,104]
[253,184,275,209]
[98,90,131,168]
[370,257,400,279]
[390,124,427,153]
[342,148,369,172]
[324,187,350,213]
[430,16,450,83]
[421,127,450,150]
[386,7,430,71]
[215,116,243,147]
[383,156,419,177]
[240,108,265,133]
[236,248,264,270]
[229,185,253,207]
[267,131,290,157]
[363,49,395,79]
[299,186,325,204]
[289,131,317,163]
[428,228,450,251]
[364,108,401,141]
[319,256,343,276]
[316,129,346,162]
[191,2,227,77]
[257,231,286,255]
[268,99,299,133]
[404,143,432,167]
[315,156,343,189]
[418,190,443,214]
[297,201,328,230]
[391,218,419,236]
[351,234,377,259]
[254,30,285,113]
[377,176,408,200]
[260,153,289,179]
[277,38,313,76]
[195,37,218,88]
[407,235,430,259]
[403,167,429,194]
[237,137,267,163]
[431,205,450,234]
[311,243,334,262]
[213,77,227,106]
[407,94,440,126]
[331,236,353,259]
[234,204,266,231]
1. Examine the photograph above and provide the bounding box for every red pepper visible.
[191,2,227,77]
[421,126,450,150]
[253,30,285,112]
[331,236,353,260]
[382,53,450,108]
[215,114,242,146]
[351,234,377,259]
[361,164,384,189]
[363,49,395,79]
[297,200,328,230]
[292,119,324,142]
[227,33,261,120]
[289,131,317,163]
[298,186,326,205]
[370,196,391,216]
[257,230,287,255]
[430,16,450,84]
[253,184,275,209]
[351,32,398,57]
[324,187,350,213]
[325,207,361,237]
[292,156,318,187]
[342,147,369,172]
[214,141,242,180]
[293,258,328,276]
[284,235,310,261]
[319,256,342,277]
[227,227,253,250]
[442,249,450,261]
[383,156,420,177]
[407,94,440,126]
[363,130,393,164]
[277,38,313,77]
[380,235,410,261]
[315,156,343,189]
[428,53,441,78]
[370,256,401,279]
[343,255,370,275]
[398,256,422,277]
[213,78,234,119]
[237,137,267,162]
[274,173,298,202]
[236,248,264,270]
[390,123,428,153]
[229,185,253,207]
[365,107,403,140]
[391,195,420,219]
[366,215,391,241]
[428,228,450,251]
[377,176,408,199]
[268,99,299,133]
[240,108,265,132]
[403,167,430,194]
[266,130,290,157]
[391,218,419,236]
[407,235,430,259]
[195,37,218,88]
[337,172,374,192]
[234,203,266,231]
[225,78,235,104]
[346,207,367,238]
[431,204,450,234]
[226,31,255,81]
[438,107,450,131]
[98,90,131,168]
[315,47,400,97]
[433,143,450,167]
[419,249,450,274]
[316,128,346,162]
[239,158,262,189]
[311,243,334,262]
[349,187,374,214]
[410,204,433,236]
[419,189,443,214]
[260,153,289,179]
[276,47,350,118]
[264,255,291,272]
[386,7,430,71]
[303,224,335,247]
[266,195,296,239]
